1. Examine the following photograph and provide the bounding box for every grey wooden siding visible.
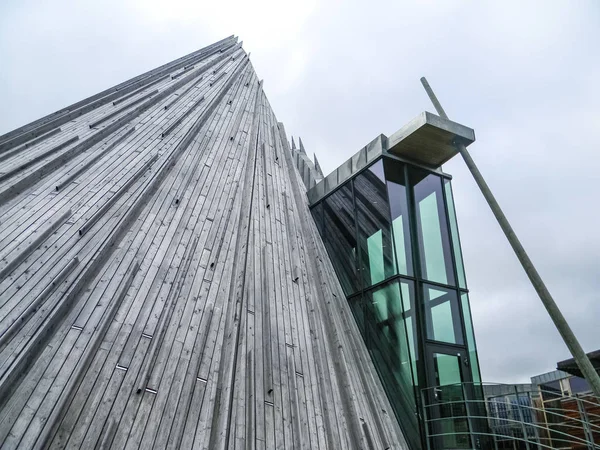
[0,36,408,449]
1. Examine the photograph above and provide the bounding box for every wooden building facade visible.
[0,36,409,449]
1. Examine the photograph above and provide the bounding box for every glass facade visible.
[310,155,482,449]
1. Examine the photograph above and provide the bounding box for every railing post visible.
[575,394,594,450]
[513,385,532,450]
[488,400,500,450]
[461,383,476,448]
[420,388,433,450]
[528,391,542,448]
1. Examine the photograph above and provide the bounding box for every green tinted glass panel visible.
[400,280,418,385]
[400,280,412,312]
[367,230,385,285]
[461,293,481,383]
[366,281,419,446]
[420,193,447,284]
[411,169,455,286]
[431,301,455,343]
[424,285,464,345]
[384,159,413,276]
[392,218,408,275]
[434,353,462,386]
[370,283,413,388]
[444,180,467,288]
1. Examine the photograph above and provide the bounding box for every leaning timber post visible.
[420,76,600,399]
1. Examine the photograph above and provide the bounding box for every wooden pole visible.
[419,77,600,399]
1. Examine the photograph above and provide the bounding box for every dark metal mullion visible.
[349,177,368,342]
[422,277,470,294]
[424,340,466,351]
[406,163,429,385]
[381,161,422,412]
[405,163,431,450]
[358,271,470,295]
[384,151,453,180]
[426,292,453,309]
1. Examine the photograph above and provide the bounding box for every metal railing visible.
[421,382,600,449]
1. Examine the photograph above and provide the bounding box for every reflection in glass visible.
[366,281,419,447]
[461,293,480,383]
[424,285,464,345]
[348,293,365,337]
[444,180,467,288]
[400,281,418,385]
[384,159,413,276]
[569,377,590,394]
[355,161,397,287]
[323,183,360,295]
[310,202,324,237]
[411,169,455,286]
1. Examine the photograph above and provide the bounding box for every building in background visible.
[482,351,600,449]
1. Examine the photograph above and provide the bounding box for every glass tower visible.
[310,154,482,449]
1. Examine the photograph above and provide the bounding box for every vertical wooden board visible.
[264,402,276,450]
[137,339,183,449]
[148,352,189,450]
[175,378,207,450]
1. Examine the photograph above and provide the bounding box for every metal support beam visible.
[420,76,600,399]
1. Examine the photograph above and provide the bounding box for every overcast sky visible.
[1,0,598,384]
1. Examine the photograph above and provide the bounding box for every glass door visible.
[425,344,473,449]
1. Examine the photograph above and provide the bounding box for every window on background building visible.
[384,159,413,277]
[322,183,360,295]
[411,168,456,287]
[569,376,591,394]
[540,380,562,401]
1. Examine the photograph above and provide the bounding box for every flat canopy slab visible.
[387,111,475,168]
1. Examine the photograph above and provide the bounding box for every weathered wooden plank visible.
[0,257,78,349]
[89,89,159,129]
